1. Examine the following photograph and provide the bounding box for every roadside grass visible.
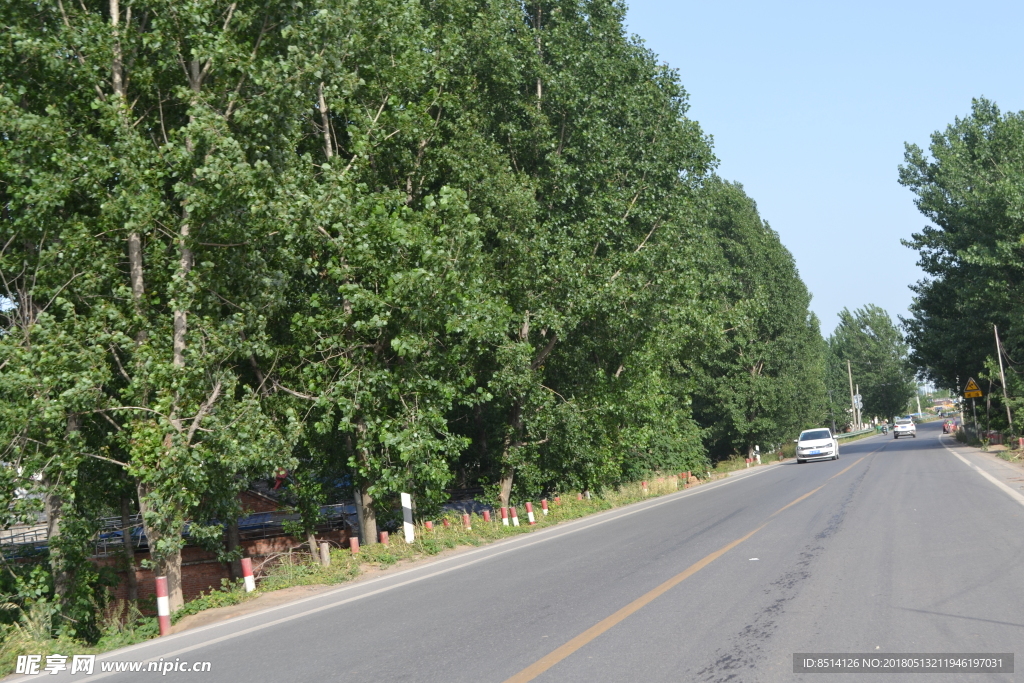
[713,452,786,475]
[994,449,1023,465]
[0,473,722,676]
[0,600,159,677]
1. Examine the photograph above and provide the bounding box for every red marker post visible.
[483,510,491,523]
[240,558,256,593]
[525,502,536,525]
[350,536,360,554]
[463,513,472,530]
[501,507,509,526]
[510,507,520,527]
[379,531,389,546]
[155,576,171,636]
[541,499,549,516]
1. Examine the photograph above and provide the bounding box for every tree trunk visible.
[498,401,523,508]
[357,486,377,546]
[136,482,184,612]
[109,0,124,99]
[225,520,242,580]
[119,495,138,602]
[42,477,70,602]
[306,532,321,565]
[45,413,81,604]
[498,469,514,509]
[318,82,333,161]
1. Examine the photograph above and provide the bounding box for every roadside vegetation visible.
[0,475,717,674]
[0,0,924,662]
[901,99,1024,440]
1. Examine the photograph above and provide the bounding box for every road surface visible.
[39,421,1024,682]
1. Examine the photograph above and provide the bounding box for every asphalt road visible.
[44,421,1024,682]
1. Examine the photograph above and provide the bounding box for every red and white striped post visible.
[483,509,491,523]
[541,499,549,516]
[379,531,389,546]
[641,480,648,495]
[155,576,171,636]
[525,502,536,525]
[500,507,509,526]
[350,536,360,554]
[443,518,451,529]
[510,507,520,526]
[240,558,256,593]
[462,513,472,530]
[424,521,434,531]
[554,496,561,505]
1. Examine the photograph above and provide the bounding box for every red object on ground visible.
[155,576,171,636]
[510,507,520,526]
[554,496,561,504]
[424,521,433,530]
[525,502,536,525]
[577,493,583,500]
[240,557,256,592]
[541,499,549,515]
[379,531,389,546]
[462,513,472,529]
[443,518,451,528]
[482,510,491,522]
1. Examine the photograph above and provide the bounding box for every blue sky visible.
[624,0,1024,334]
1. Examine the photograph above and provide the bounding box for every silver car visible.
[893,416,916,439]
[795,428,839,463]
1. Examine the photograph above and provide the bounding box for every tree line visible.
[2,0,833,633]
[901,98,1024,432]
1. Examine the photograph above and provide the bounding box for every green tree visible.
[693,181,828,460]
[829,305,915,421]
[900,98,1024,430]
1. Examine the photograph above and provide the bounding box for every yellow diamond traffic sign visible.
[963,377,983,398]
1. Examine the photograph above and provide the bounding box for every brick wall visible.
[98,528,350,610]
[238,489,281,513]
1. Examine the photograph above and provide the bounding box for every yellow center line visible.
[829,456,865,480]
[501,524,768,683]
[503,452,878,683]
[770,484,825,516]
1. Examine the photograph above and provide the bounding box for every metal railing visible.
[4,503,358,557]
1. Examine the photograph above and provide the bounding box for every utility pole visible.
[847,360,856,431]
[956,375,964,426]
[856,384,862,429]
[995,325,1014,432]
[826,389,837,435]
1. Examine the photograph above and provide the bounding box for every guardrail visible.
[837,428,875,440]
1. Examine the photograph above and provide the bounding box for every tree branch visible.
[185,380,222,446]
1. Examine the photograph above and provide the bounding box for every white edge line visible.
[37,462,788,682]
[940,435,1024,507]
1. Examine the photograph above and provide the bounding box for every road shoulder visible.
[938,433,1024,506]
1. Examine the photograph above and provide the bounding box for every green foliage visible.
[901,98,1024,432]
[693,181,829,460]
[829,305,916,422]
[1,0,830,649]
[170,579,254,624]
